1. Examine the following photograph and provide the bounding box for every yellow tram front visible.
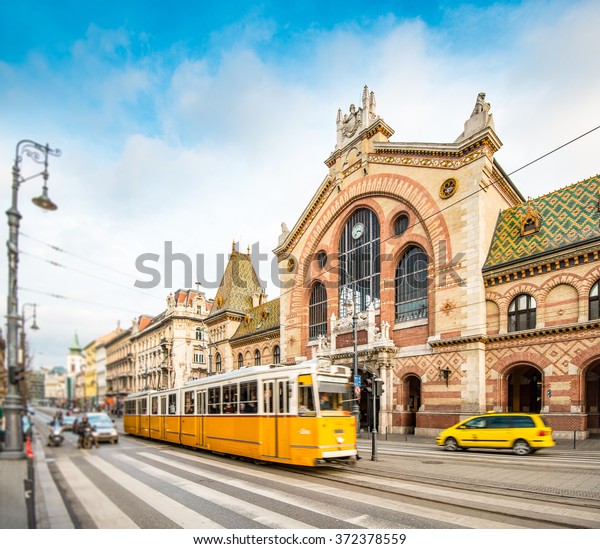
[124,360,357,467]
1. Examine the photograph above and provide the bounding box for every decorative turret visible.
[335,85,379,151]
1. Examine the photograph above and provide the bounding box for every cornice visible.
[428,320,600,348]
[204,310,246,326]
[230,328,279,347]
[483,243,600,287]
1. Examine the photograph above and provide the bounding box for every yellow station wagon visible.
[436,412,556,455]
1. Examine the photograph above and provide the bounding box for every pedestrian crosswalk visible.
[46,442,596,530]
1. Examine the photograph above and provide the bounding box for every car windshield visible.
[92,419,113,428]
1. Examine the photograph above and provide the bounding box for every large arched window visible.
[395,246,429,322]
[273,345,281,364]
[215,353,222,373]
[309,281,328,340]
[508,294,536,332]
[590,281,599,321]
[338,208,380,315]
[254,349,261,366]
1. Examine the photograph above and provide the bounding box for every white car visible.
[86,413,119,444]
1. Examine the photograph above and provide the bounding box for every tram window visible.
[278,381,290,414]
[140,399,148,415]
[125,401,135,415]
[298,388,315,416]
[208,387,221,414]
[160,396,167,415]
[152,396,158,415]
[223,384,238,413]
[184,391,194,415]
[318,381,352,412]
[168,394,177,414]
[240,381,258,413]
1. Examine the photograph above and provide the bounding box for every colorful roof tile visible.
[207,250,263,318]
[483,175,600,271]
[231,298,280,341]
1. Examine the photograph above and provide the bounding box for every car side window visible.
[511,416,535,428]
[464,417,486,429]
[486,416,512,428]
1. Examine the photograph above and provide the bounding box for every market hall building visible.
[274,86,600,439]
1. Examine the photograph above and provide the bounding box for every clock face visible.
[352,222,365,240]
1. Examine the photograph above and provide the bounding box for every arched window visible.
[237,353,244,368]
[339,208,380,315]
[395,246,429,322]
[394,213,409,236]
[273,345,281,364]
[195,327,203,340]
[590,281,600,321]
[309,282,327,340]
[254,349,261,366]
[215,353,222,372]
[508,294,536,332]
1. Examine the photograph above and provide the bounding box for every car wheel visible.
[444,437,459,451]
[512,439,531,455]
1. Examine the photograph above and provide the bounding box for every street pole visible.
[2,140,59,459]
[352,311,360,436]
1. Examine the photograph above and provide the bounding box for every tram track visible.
[274,461,600,529]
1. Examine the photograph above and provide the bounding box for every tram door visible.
[262,379,291,460]
[196,389,207,447]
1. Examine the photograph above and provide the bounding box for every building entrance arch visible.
[584,361,600,436]
[402,374,421,433]
[506,365,543,413]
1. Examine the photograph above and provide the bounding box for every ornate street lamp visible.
[2,140,59,459]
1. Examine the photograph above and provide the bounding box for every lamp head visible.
[32,186,58,211]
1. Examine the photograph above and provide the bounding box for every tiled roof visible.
[231,298,280,341]
[207,250,263,318]
[484,175,600,271]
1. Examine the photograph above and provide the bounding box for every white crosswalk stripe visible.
[56,458,139,528]
[83,453,224,529]
[116,453,315,529]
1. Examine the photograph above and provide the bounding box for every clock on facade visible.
[439,178,458,199]
[351,222,365,239]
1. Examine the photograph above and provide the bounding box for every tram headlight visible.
[336,435,344,444]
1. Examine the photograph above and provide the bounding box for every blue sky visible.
[1,0,599,368]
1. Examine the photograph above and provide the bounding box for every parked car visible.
[436,412,555,455]
[86,413,119,444]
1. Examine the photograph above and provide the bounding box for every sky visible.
[1,0,600,369]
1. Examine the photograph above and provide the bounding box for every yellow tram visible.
[123,359,357,467]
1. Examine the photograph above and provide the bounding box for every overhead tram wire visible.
[20,249,165,302]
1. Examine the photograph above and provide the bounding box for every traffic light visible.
[364,377,373,393]
[10,366,25,385]
[374,378,384,397]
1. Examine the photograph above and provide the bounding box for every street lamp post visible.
[2,140,59,459]
[18,303,39,407]
[352,311,360,436]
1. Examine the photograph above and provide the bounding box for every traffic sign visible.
[354,386,361,398]
[354,375,361,387]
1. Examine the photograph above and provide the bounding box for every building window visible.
[193,350,204,364]
[338,208,380,316]
[395,246,429,322]
[195,328,203,340]
[394,214,409,236]
[254,349,261,366]
[508,294,537,332]
[215,353,222,372]
[273,345,280,364]
[590,281,599,320]
[309,281,328,340]
[316,250,327,270]
[238,353,244,368]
